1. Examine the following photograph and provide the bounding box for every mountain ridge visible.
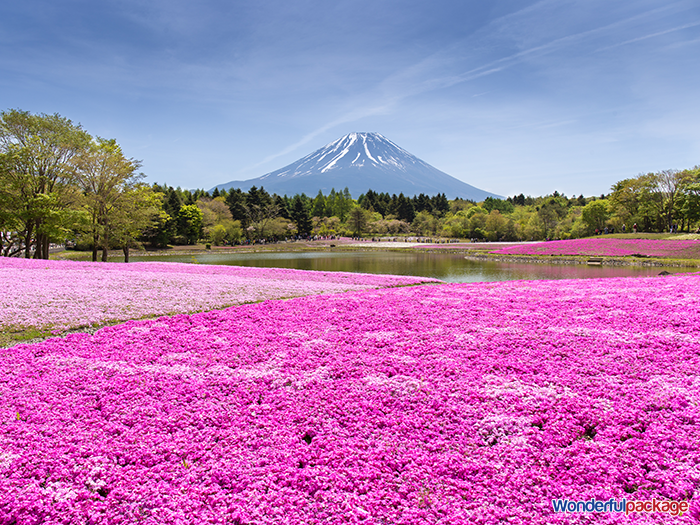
[213,132,502,200]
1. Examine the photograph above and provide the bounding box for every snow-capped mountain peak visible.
[263,132,423,179]
[214,132,502,200]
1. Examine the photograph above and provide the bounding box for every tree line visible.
[2,109,699,260]
[0,110,160,261]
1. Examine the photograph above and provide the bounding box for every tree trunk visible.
[23,224,34,259]
[33,234,44,259]
[34,223,48,259]
[92,231,99,262]
[42,235,50,259]
[123,245,129,263]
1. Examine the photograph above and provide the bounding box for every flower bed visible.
[0,258,439,334]
[489,238,700,259]
[2,274,699,523]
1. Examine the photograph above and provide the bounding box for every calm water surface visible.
[115,251,696,283]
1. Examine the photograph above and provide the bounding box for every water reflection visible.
[115,251,696,283]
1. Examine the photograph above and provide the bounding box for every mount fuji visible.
[213,132,501,200]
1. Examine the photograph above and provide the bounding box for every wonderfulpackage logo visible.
[552,498,689,517]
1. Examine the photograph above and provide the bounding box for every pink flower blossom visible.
[2,273,699,523]
[0,258,438,333]
[489,238,700,258]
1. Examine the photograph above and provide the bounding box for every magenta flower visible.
[489,238,700,258]
[2,272,699,523]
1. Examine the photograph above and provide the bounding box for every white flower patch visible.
[475,414,530,446]
[364,373,425,395]
[363,331,396,341]
[42,481,79,502]
[0,452,19,471]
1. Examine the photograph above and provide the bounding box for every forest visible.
[2,109,699,260]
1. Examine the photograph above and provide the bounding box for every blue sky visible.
[2,0,699,198]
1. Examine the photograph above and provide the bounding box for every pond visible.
[112,250,696,283]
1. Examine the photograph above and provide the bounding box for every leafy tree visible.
[313,216,342,236]
[266,217,295,238]
[244,186,279,238]
[675,168,700,230]
[209,224,228,245]
[224,188,248,225]
[431,193,450,217]
[197,197,237,244]
[311,190,326,217]
[485,210,508,241]
[412,211,439,236]
[178,204,203,244]
[441,211,470,238]
[483,197,515,215]
[537,197,568,238]
[655,169,695,230]
[290,195,313,236]
[395,193,416,222]
[108,185,161,261]
[275,194,291,220]
[581,200,609,233]
[608,178,642,228]
[347,205,370,237]
[0,109,91,258]
[74,138,144,261]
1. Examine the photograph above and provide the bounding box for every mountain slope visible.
[213,132,501,200]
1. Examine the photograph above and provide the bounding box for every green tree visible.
[178,204,203,244]
[244,186,279,239]
[347,205,370,237]
[0,109,91,258]
[581,200,609,233]
[311,190,326,217]
[291,195,313,236]
[275,194,290,220]
[108,185,161,261]
[675,167,700,230]
[224,188,248,225]
[483,197,515,215]
[395,193,416,222]
[431,193,450,217]
[412,211,439,236]
[441,211,470,238]
[485,210,508,241]
[74,138,144,261]
[655,169,695,231]
[537,197,568,238]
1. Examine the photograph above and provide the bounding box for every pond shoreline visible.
[54,240,700,268]
[463,253,700,268]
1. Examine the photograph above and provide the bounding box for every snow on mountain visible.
[213,132,502,200]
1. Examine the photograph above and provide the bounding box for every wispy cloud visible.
[595,21,700,52]
[255,3,682,170]
[239,102,396,175]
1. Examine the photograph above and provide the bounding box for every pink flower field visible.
[2,273,699,523]
[0,258,438,334]
[489,238,700,259]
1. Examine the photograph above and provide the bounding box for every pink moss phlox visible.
[0,257,439,332]
[489,238,700,258]
[2,274,699,523]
